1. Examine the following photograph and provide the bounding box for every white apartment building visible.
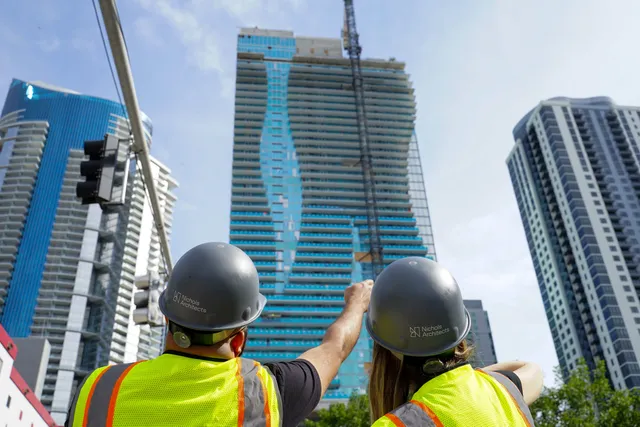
[507,96,640,389]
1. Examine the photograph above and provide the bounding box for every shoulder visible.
[262,360,322,427]
[483,369,524,395]
[262,359,321,399]
[383,400,442,426]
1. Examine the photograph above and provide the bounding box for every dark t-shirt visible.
[264,360,322,426]
[494,369,524,395]
[63,356,322,427]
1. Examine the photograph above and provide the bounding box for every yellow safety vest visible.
[372,365,535,427]
[67,353,282,427]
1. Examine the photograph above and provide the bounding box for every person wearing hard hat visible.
[367,257,544,426]
[64,242,374,427]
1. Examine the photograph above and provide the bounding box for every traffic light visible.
[76,134,129,206]
[133,272,164,327]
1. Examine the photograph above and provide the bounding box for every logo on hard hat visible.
[409,325,450,338]
[173,290,207,313]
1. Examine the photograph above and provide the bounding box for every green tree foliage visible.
[304,392,370,427]
[531,358,640,427]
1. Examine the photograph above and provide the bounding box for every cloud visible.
[134,17,163,47]
[0,26,23,46]
[219,75,235,99]
[135,0,223,73]
[176,200,199,212]
[437,206,558,386]
[209,0,306,20]
[132,0,308,83]
[37,37,61,53]
[71,37,95,53]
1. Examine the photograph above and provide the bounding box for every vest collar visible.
[162,350,231,363]
[413,363,473,395]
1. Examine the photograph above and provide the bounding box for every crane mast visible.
[342,0,384,279]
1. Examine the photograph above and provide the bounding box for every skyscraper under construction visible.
[229,27,437,404]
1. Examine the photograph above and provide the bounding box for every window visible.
[5,395,10,408]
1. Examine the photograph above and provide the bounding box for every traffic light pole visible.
[98,0,173,274]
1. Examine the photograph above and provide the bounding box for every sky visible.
[3,0,640,389]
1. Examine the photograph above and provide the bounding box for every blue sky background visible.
[3,0,640,388]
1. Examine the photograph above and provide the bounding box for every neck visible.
[164,337,236,360]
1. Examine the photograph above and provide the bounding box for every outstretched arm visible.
[483,360,544,405]
[298,280,373,397]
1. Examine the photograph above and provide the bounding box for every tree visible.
[531,358,640,427]
[304,392,370,427]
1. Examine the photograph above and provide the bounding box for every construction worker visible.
[64,242,374,427]
[367,257,544,426]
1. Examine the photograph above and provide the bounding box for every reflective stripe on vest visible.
[380,366,534,427]
[477,369,535,426]
[384,399,443,427]
[69,358,281,427]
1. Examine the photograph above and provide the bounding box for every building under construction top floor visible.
[229,27,437,405]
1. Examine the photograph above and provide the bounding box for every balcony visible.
[263,305,342,316]
[266,294,344,306]
[243,351,303,361]
[300,223,352,233]
[299,232,352,243]
[230,211,273,221]
[383,244,428,254]
[291,262,352,272]
[296,242,352,252]
[283,283,348,295]
[246,339,322,351]
[294,252,352,262]
[229,230,276,240]
[253,316,334,327]
[289,272,351,283]
[250,327,325,339]
[244,250,278,260]
[230,240,277,250]
[229,220,274,231]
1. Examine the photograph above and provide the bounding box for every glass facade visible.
[0,79,132,336]
[507,97,640,390]
[229,28,437,402]
[0,80,177,422]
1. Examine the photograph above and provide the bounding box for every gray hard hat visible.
[159,242,266,332]
[366,257,471,358]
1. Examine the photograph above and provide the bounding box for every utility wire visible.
[91,0,129,134]
[92,0,169,278]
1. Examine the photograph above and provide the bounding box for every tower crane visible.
[342,0,384,279]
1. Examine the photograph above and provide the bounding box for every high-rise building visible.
[0,79,178,423]
[229,27,436,404]
[507,96,640,390]
[464,299,498,367]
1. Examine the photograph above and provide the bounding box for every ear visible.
[230,330,247,356]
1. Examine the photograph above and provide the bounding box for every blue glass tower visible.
[230,28,437,403]
[0,79,135,336]
[0,79,169,421]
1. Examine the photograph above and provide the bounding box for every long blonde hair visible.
[368,340,474,422]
